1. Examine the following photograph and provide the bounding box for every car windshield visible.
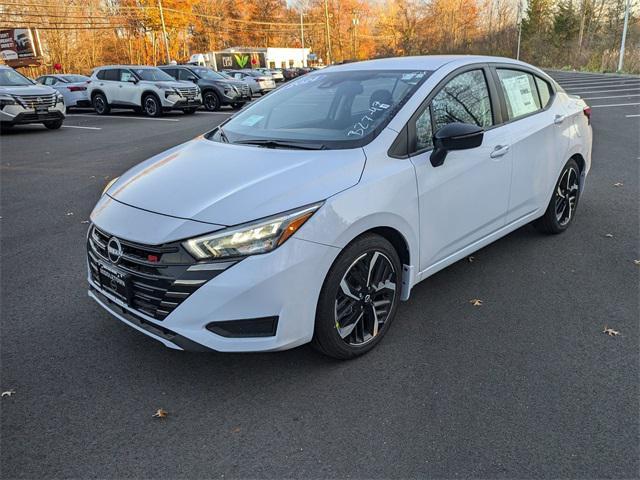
[61,75,89,82]
[133,68,175,81]
[0,68,33,86]
[191,68,225,80]
[208,69,431,149]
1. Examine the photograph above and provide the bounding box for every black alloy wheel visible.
[203,91,220,111]
[534,158,581,234]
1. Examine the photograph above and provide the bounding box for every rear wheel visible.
[203,91,220,111]
[312,234,401,360]
[43,119,63,129]
[534,158,581,234]
[92,93,110,115]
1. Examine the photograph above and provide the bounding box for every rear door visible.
[491,67,569,223]
[99,68,121,103]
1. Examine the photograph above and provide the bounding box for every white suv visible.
[88,65,202,117]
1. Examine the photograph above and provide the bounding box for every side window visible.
[162,68,177,79]
[178,69,193,81]
[42,76,53,85]
[103,69,119,81]
[415,107,434,151]
[96,70,106,80]
[431,69,493,131]
[535,76,552,108]
[119,70,134,82]
[497,69,541,119]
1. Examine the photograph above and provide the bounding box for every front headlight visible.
[102,176,119,195]
[55,92,64,103]
[0,94,16,107]
[183,203,322,260]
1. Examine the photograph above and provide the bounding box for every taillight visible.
[583,106,592,125]
[67,85,87,91]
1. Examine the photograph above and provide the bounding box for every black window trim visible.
[488,63,557,127]
[390,63,502,159]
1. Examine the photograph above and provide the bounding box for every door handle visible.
[490,144,510,158]
[554,114,566,124]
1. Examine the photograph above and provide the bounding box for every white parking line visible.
[571,87,640,94]
[62,125,102,130]
[625,114,640,118]
[70,114,180,122]
[559,79,640,87]
[583,93,640,100]
[591,102,640,108]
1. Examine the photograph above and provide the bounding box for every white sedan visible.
[87,55,592,359]
[36,74,91,109]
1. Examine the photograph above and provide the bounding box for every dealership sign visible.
[0,28,42,66]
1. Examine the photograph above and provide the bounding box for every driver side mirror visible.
[430,122,484,167]
[187,76,197,83]
[127,77,138,84]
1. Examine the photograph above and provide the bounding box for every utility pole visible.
[300,9,306,67]
[618,0,631,72]
[516,0,522,60]
[157,0,171,64]
[352,15,359,60]
[324,0,332,65]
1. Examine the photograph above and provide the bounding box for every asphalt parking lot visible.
[1,70,638,479]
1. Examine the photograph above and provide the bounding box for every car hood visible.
[140,80,189,89]
[105,138,366,226]
[0,85,56,96]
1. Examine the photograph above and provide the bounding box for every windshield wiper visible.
[218,126,229,143]
[233,139,326,150]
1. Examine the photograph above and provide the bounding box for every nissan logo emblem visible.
[107,237,123,264]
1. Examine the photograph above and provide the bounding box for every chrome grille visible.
[175,86,199,97]
[16,93,56,109]
[87,226,232,321]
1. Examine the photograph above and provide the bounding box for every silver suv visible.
[88,65,202,117]
[0,65,65,130]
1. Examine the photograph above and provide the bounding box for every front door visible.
[409,68,513,274]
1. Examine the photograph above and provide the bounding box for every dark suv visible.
[159,65,251,111]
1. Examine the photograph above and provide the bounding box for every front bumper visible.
[88,231,339,352]
[1,103,65,125]
[163,93,203,109]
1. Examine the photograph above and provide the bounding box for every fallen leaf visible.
[65,212,74,216]
[634,260,640,266]
[231,427,241,433]
[1,390,15,398]
[613,182,624,187]
[469,299,483,307]
[467,256,475,263]
[152,408,168,419]
[604,233,614,238]
[602,326,621,337]
[80,220,90,224]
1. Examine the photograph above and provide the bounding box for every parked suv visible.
[159,65,250,111]
[88,65,202,117]
[0,65,65,130]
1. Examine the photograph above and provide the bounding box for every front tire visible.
[143,94,162,117]
[43,119,63,129]
[534,158,581,234]
[92,93,110,115]
[312,234,401,360]
[203,91,220,111]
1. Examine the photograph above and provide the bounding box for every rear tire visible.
[534,158,581,234]
[43,119,63,130]
[92,93,110,115]
[312,234,401,360]
[143,94,162,117]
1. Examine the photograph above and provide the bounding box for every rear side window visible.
[162,68,177,79]
[103,69,120,81]
[431,69,493,131]
[535,76,552,108]
[96,70,106,80]
[497,69,541,119]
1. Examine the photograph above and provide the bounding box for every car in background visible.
[87,55,592,359]
[35,74,91,109]
[88,65,202,117]
[282,68,299,81]
[225,70,275,95]
[159,65,250,111]
[255,68,284,82]
[0,65,65,130]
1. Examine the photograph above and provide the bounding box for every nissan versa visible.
[87,56,592,359]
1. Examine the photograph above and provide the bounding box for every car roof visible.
[94,65,159,70]
[324,55,536,72]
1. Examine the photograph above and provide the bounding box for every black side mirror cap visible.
[430,122,484,167]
